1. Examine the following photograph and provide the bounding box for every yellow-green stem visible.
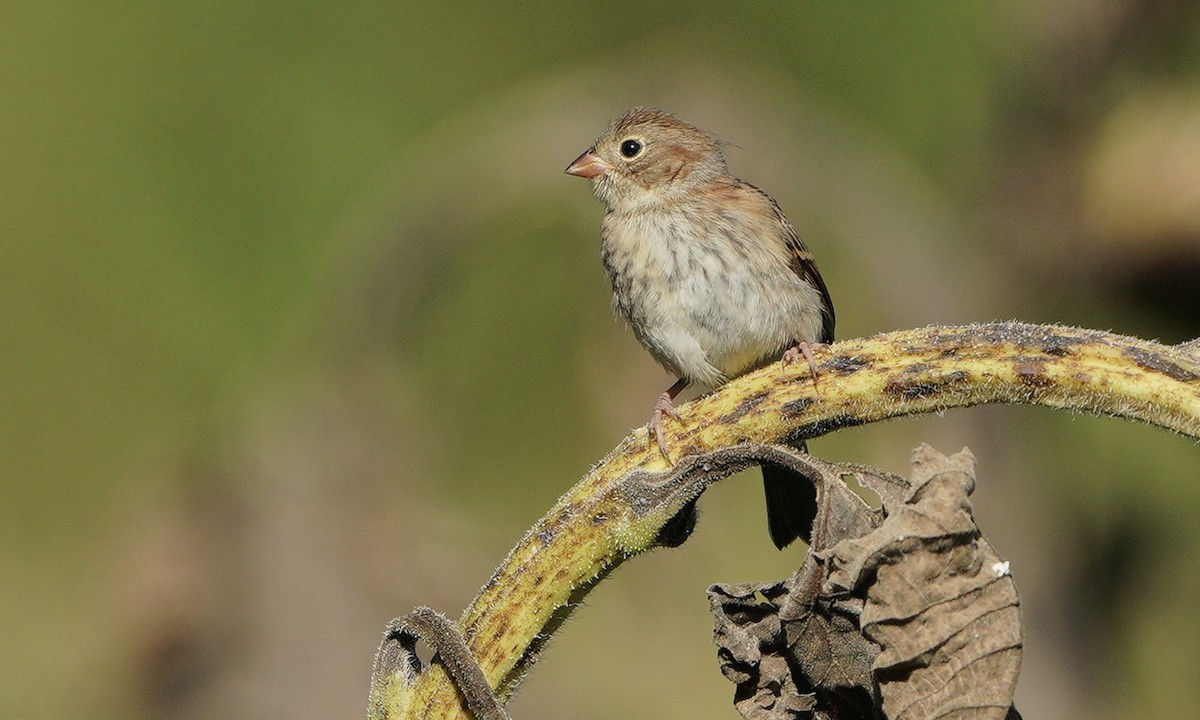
[371,322,1200,720]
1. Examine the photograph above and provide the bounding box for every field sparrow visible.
[566,107,836,549]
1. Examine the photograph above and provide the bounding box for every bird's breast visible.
[601,206,823,387]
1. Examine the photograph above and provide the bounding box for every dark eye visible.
[619,138,643,158]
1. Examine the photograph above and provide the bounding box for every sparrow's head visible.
[565,107,727,208]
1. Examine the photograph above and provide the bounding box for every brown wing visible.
[748,183,836,343]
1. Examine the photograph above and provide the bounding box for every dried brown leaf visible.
[710,445,1022,720]
[710,582,816,720]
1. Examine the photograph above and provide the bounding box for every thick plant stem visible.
[369,322,1200,720]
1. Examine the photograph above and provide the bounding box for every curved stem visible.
[370,322,1200,720]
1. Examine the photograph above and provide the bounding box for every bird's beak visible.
[565,148,605,179]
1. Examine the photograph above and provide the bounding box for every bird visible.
[565,107,836,549]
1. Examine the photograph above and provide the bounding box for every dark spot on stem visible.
[490,624,507,643]
[792,414,866,438]
[885,380,942,399]
[1125,347,1199,382]
[827,355,870,373]
[781,397,816,418]
[721,391,768,423]
[1015,361,1053,388]
[883,371,970,400]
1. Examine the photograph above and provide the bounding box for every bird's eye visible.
[619,138,643,158]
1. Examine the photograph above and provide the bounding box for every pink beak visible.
[565,148,605,179]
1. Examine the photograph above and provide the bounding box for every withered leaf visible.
[709,582,816,720]
[710,444,1022,720]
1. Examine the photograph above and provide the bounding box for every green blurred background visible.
[3,3,1199,718]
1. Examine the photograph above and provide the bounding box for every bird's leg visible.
[650,378,688,462]
[782,341,827,391]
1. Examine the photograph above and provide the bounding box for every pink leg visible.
[782,341,827,389]
[651,378,688,462]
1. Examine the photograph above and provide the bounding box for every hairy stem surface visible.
[370,322,1200,720]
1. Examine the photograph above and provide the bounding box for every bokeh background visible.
[4,3,1200,719]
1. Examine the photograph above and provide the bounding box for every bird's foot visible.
[782,341,827,391]
[650,391,682,462]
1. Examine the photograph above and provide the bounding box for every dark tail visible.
[761,442,818,549]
